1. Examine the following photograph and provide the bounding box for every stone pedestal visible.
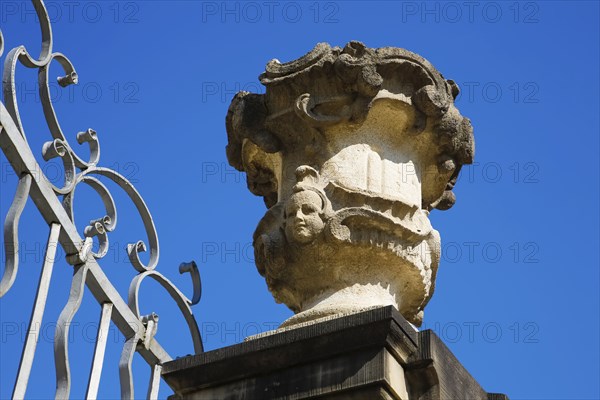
[162,307,508,399]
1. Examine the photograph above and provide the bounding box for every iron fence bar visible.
[147,364,163,400]
[54,262,89,399]
[85,302,113,400]
[119,334,139,400]
[12,222,61,400]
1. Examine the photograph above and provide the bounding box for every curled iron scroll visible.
[2,0,158,274]
[128,261,204,355]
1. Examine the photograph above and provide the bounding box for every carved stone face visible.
[284,190,325,244]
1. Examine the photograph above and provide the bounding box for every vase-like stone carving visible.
[226,41,474,327]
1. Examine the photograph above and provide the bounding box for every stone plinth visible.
[162,307,508,399]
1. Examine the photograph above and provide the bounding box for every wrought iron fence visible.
[0,1,203,398]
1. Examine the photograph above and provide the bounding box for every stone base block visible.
[162,306,508,400]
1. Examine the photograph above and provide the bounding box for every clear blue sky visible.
[1,1,599,399]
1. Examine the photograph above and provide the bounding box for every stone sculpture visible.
[226,41,474,327]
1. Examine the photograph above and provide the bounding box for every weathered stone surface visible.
[226,41,474,327]
[162,306,507,399]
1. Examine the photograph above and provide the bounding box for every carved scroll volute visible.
[227,41,474,327]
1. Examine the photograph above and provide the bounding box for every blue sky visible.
[1,1,599,399]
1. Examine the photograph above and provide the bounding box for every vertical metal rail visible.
[0,1,204,398]
[12,223,61,399]
[148,364,163,400]
[86,302,113,399]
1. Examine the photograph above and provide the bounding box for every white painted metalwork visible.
[13,223,61,399]
[86,303,114,400]
[0,1,204,398]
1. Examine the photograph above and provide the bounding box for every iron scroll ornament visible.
[0,1,203,398]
